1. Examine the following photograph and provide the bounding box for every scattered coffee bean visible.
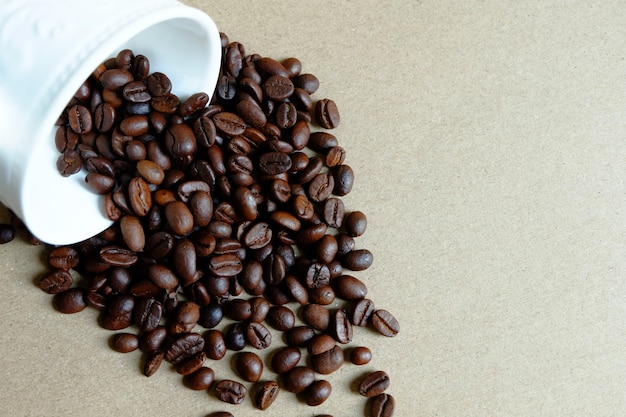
[254,380,280,410]
[358,370,390,397]
[215,379,247,404]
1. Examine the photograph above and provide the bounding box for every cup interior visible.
[18,8,221,244]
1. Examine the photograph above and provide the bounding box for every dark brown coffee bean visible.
[284,325,316,348]
[305,262,330,289]
[208,253,242,277]
[246,322,272,350]
[370,393,395,417]
[183,366,215,390]
[292,194,315,222]
[224,322,247,351]
[316,234,338,264]
[215,379,247,404]
[176,351,206,375]
[263,75,294,101]
[39,270,73,294]
[131,54,150,81]
[266,305,295,331]
[164,332,204,365]
[146,72,172,96]
[270,347,301,375]
[371,309,400,337]
[164,123,197,163]
[136,159,164,185]
[308,284,336,305]
[342,248,374,271]
[282,366,315,393]
[110,332,139,353]
[164,201,194,235]
[101,69,133,91]
[127,176,152,216]
[333,164,354,196]
[311,345,344,375]
[349,346,372,365]
[301,303,330,331]
[258,151,292,175]
[173,238,199,285]
[53,288,87,314]
[254,57,290,78]
[179,92,209,117]
[351,298,375,326]
[148,264,178,291]
[235,351,264,382]
[122,81,150,103]
[85,172,115,194]
[304,379,332,406]
[236,98,266,128]
[358,370,390,397]
[48,247,79,270]
[254,380,280,410]
[332,309,353,344]
[118,215,144,252]
[308,172,334,202]
[99,245,138,266]
[67,104,92,134]
[275,102,298,129]
[193,116,217,148]
[284,275,308,305]
[323,197,344,228]
[308,131,338,152]
[172,300,200,327]
[268,210,301,232]
[308,334,336,356]
[120,114,149,136]
[132,298,163,332]
[57,149,83,176]
[333,274,368,300]
[139,326,167,353]
[204,329,227,360]
[0,223,15,244]
[325,145,346,167]
[293,73,320,94]
[213,112,246,136]
[315,98,340,129]
[143,349,164,377]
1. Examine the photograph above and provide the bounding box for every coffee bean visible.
[132,298,163,332]
[67,104,93,134]
[246,322,272,349]
[358,370,390,397]
[333,274,368,300]
[213,112,246,136]
[235,351,264,382]
[224,322,247,351]
[371,309,400,337]
[101,69,133,91]
[293,73,320,94]
[203,329,227,360]
[301,303,330,331]
[39,270,73,294]
[266,305,295,331]
[258,151,292,175]
[310,345,344,375]
[57,149,83,176]
[254,380,280,410]
[315,98,340,129]
[143,349,164,377]
[349,346,372,365]
[0,223,15,244]
[215,379,247,404]
[176,351,206,375]
[47,247,79,270]
[284,325,316,347]
[370,393,396,417]
[164,333,204,365]
[164,201,194,235]
[99,245,138,266]
[110,332,139,353]
[146,72,172,96]
[179,92,209,117]
[148,264,178,291]
[307,334,336,356]
[53,288,87,314]
[127,177,152,216]
[344,210,367,237]
[236,98,266,128]
[308,172,334,202]
[308,131,338,152]
[138,326,167,353]
[183,366,214,390]
[304,379,332,406]
[270,346,301,374]
[351,298,376,326]
[333,164,355,196]
[282,366,315,393]
[342,248,374,271]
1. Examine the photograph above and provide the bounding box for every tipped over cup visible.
[0,0,222,245]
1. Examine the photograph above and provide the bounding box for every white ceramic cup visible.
[0,0,222,245]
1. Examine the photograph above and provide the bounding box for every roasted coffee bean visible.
[132,55,150,81]
[146,72,172,96]
[342,249,374,271]
[138,326,167,353]
[53,288,87,314]
[47,247,79,270]
[301,303,330,331]
[235,351,264,382]
[57,149,83,176]
[308,172,334,202]
[0,223,15,244]
[283,275,308,305]
[275,102,298,129]
[115,49,134,70]
[110,332,139,353]
[172,301,200,327]
[315,98,340,129]
[349,346,372,365]
[148,264,178,291]
[304,379,332,406]
[325,146,346,167]
[246,322,272,349]
[284,326,316,347]
[85,172,115,194]
[164,332,204,365]
[263,75,294,101]
[133,298,162,331]
[308,284,336,305]
[281,366,315,393]
[266,305,295,331]
[358,370,390,397]
[258,151,292,175]
[307,334,336,356]
[203,329,227,360]
[351,298,375,326]
[254,380,280,410]
[308,131,338,152]
[344,210,367,237]
[67,104,92,134]
[371,309,400,337]
[127,176,152,216]
[316,234,338,264]
[270,346,301,374]
[224,322,247,351]
[213,112,246,136]
[333,274,368,300]
[176,351,206,375]
[39,270,73,294]
[208,253,243,276]
[248,296,270,323]
[183,366,215,390]
[323,197,344,228]
[332,309,353,344]
[236,98,266,128]
[101,69,134,91]
[215,379,247,404]
[370,393,395,417]
[336,233,355,256]
[122,81,150,103]
[293,73,320,94]
[143,349,164,377]
[255,57,290,78]
[305,262,331,289]
[164,201,194,235]
[99,245,137,266]
[333,164,355,196]
[179,92,209,117]
[310,345,344,375]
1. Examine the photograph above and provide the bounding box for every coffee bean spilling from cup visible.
[1,33,399,417]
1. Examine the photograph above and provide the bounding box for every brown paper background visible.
[2,1,626,416]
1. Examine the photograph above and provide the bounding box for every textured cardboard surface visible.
[2,1,626,416]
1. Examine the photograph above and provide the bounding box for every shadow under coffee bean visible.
[1,32,406,415]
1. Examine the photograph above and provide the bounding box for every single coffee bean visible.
[258,151,292,175]
[127,176,152,216]
[213,112,246,136]
[349,346,372,365]
[143,349,164,377]
[138,326,167,353]
[270,346,301,374]
[236,98,267,128]
[293,73,320,94]
[179,92,209,117]
[333,274,368,300]
[308,284,336,305]
[358,370,390,397]
[224,322,247,351]
[351,298,376,326]
[208,253,243,277]
[342,249,374,271]
[235,351,264,382]
[266,305,295,331]
[53,288,87,314]
[254,380,280,410]
[304,379,332,406]
[119,215,145,252]
[99,245,138,267]
[263,75,294,101]
[176,351,206,375]
[325,146,346,167]
[164,333,204,365]
[344,211,367,237]
[315,98,340,129]
[57,149,83,176]
[39,270,73,294]
[148,264,178,291]
[110,333,139,353]
[0,223,15,244]
[281,366,315,393]
[301,303,330,331]
[132,298,163,332]
[100,69,134,91]
[67,104,92,134]
[246,322,272,349]
[215,379,247,404]
[333,164,354,196]
[316,234,338,264]
[164,201,194,235]
[183,366,215,390]
[307,334,336,356]
[284,325,316,348]
[146,72,172,96]
[371,309,400,337]
[308,131,338,152]
[311,345,344,375]
[305,262,331,289]
[283,275,308,305]
[48,247,80,270]
[307,172,334,202]
[370,393,396,417]
[203,329,227,360]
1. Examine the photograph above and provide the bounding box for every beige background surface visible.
[2,1,626,416]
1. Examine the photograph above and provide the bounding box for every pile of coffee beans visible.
[3,33,400,416]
